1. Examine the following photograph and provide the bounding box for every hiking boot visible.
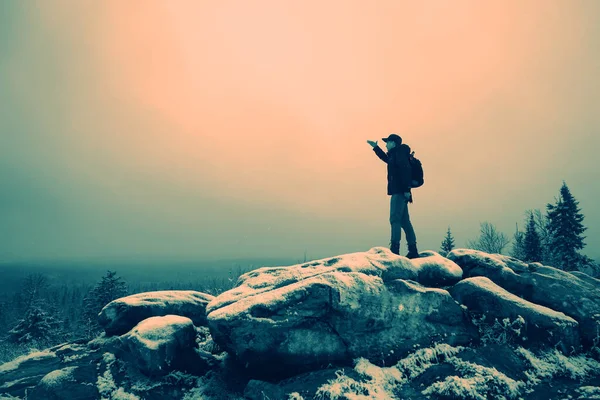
[390,241,400,255]
[406,243,419,259]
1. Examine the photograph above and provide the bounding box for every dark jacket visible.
[373,144,412,198]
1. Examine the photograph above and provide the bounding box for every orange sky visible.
[1,1,599,262]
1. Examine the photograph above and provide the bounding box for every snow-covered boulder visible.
[411,250,463,287]
[448,249,600,347]
[569,271,600,289]
[26,365,99,400]
[206,248,477,379]
[99,290,215,336]
[118,315,205,376]
[207,248,418,314]
[449,277,580,351]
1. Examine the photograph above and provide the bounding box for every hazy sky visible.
[1,1,599,263]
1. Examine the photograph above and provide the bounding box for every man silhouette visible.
[367,134,419,258]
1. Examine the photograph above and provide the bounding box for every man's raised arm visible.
[367,140,388,163]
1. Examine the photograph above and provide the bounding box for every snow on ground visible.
[421,358,523,400]
[577,386,600,399]
[311,341,600,400]
[96,352,140,400]
[314,343,465,399]
[516,347,600,384]
[0,349,56,373]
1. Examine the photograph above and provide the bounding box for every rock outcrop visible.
[98,290,215,336]
[448,249,600,346]
[206,247,477,379]
[449,276,581,351]
[1,247,599,400]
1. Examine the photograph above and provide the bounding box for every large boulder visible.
[206,248,477,379]
[449,277,580,351]
[210,247,418,313]
[411,251,463,287]
[99,290,215,336]
[448,249,600,346]
[118,315,206,376]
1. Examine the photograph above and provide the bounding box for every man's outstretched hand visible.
[367,140,378,148]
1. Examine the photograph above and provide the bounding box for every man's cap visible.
[382,133,402,144]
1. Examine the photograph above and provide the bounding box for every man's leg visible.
[389,194,405,254]
[402,204,419,258]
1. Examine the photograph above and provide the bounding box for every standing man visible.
[367,134,419,258]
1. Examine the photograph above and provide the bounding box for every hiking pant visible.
[390,194,417,245]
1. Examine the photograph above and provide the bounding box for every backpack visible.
[408,151,424,188]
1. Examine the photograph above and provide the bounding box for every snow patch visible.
[422,358,524,399]
[128,315,192,350]
[0,349,56,373]
[516,347,600,384]
[41,366,77,386]
[96,352,140,400]
[314,343,465,399]
[465,277,577,321]
[577,386,600,399]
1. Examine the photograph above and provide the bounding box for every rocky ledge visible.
[1,247,599,400]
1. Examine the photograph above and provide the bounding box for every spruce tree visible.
[523,212,542,262]
[546,182,587,270]
[8,301,61,345]
[440,227,455,255]
[82,270,127,336]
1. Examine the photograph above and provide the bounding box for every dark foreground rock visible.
[448,248,600,347]
[450,276,581,351]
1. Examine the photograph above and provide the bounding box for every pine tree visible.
[546,182,587,271]
[523,212,542,262]
[440,227,455,256]
[82,270,128,337]
[8,300,61,345]
[510,223,527,261]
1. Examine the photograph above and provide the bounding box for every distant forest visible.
[0,257,298,363]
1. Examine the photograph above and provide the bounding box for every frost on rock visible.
[126,315,193,351]
[0,349,56,373]
[206,249,476,379]
[99,290,215,336]
[449,276,580,350]
[206,247,418,315]
[410,251,463,287]
[119,315,202,377]
[448,248,600,347]
[40,366,77,386]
